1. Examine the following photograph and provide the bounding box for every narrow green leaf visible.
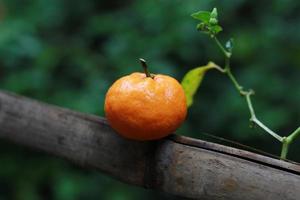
[191,11,211,23]
[181,62,220,107]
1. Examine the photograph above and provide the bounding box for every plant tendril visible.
[211,35,299,159]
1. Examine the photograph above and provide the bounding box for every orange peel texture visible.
[104,72,187,141]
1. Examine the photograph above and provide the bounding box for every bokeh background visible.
[0,0,299,199]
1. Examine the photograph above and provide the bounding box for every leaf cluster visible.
[191,8,222,37]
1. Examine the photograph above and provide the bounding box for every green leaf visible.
[192,8,222,36]
[191,11,211,23]
[181,62,220,107]
[210,25,223,34]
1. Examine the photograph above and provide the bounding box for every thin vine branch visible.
[281,127,300,159]
[213,37,231,58]
[245,93,283,142]
[213,35,300,159]
[213,36,284,143]
[280,137,289,159]
[193,7,300,159]
[287,127,300,142]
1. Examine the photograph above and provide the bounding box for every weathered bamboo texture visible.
[0,90,299,200]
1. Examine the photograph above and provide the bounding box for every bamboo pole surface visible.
[0,90,299,199]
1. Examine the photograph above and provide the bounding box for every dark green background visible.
[0,0,299,199]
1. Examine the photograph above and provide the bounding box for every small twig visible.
[280,137,289,159]
[245,93,283,142]
[212,36,289,157]
[225,67,246,95]
[287,126,300,143]
[281,127,300,159]
[207,61,226,73]
[213,37,231,58]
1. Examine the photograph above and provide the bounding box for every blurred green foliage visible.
[0,0,299,199]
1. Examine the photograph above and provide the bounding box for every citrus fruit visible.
[104,59,187,141]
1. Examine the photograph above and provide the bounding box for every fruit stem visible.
[139,58,152,78]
